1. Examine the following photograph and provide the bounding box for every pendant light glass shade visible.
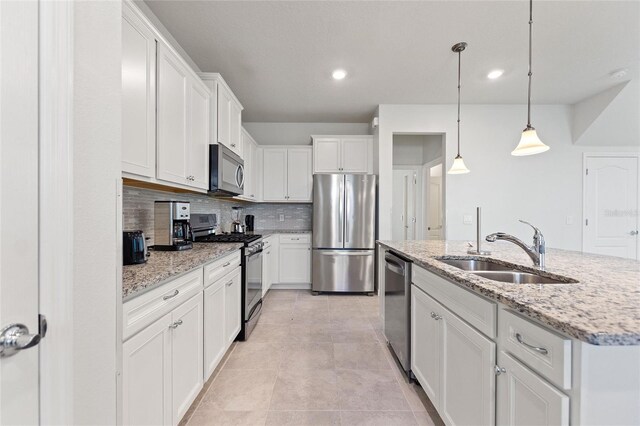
[448,155,470,174]
[512,0,549,157]
[447,42,470,175]
[512,126,549,156]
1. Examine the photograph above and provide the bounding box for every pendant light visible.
[512,0,550,156]
[448,42,470,174]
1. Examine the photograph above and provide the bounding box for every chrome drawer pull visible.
[516,333,548,355]
[226,280,234,287]
[430,312,442,321]
[223,262,231,267]
[169,320,183,329]
[163,289,179,300]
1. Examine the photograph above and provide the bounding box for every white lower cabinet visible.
[411,286,441,405]
[123,312,172,426]
[278,235,311,284]
[223,269,242,345]
[497,351,569,426]
[203,279,226,379]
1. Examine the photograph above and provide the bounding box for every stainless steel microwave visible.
[209,144,244,196]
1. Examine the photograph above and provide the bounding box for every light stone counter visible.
[123,242,243,301]
[378,240,640,346]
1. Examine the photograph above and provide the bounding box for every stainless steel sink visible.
[437,258,518,272]
[436,257,578,285]
[472,271,576,284]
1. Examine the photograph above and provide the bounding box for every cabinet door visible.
[440,306,496,426]
[270,236,280,285]
[341,137,371,173]
[497,351,569,426]
[313,138,341,173]
[287,148,313,201]
[279,243,311,283]
[122,6,156,178]
[411,286,441,406]
[262,246,271,296]
[262,149,288,201]
[229,101,242,157]
[171,294,203,425]
[224,270,242,344]
[157,43,188,185]
[216,83,231,148]
[188,80,210,190]
[203,282,226,380]
[122,312,172,426]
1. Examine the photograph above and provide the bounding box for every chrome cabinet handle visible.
[0,323,42,358]
[231,143,236,147]
[223,262,231,267]
[516,333,548,355]
[226,280,234,287]
[430,312,442,321]
[630,230,639,236]
[163,289,179,301]
[494,365,506,375]
[169,319,183,329]
[291,238,300,241]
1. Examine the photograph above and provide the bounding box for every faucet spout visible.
[485,221,546,269]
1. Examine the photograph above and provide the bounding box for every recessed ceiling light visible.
[332,69,347,80]
[487,69,504,79]
[609,68,628,79]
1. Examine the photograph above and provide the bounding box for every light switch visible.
[463,214,473,225]
[279,214,285,222]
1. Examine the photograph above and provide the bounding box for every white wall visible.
[392,134,443,166]
[243,122,370,145]
[73,1,121,423]
[377,104,640,250]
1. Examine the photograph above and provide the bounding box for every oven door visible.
[245,247,263,319]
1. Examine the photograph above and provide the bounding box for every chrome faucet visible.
[485,220,546,269]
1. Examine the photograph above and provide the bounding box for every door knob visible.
[630,230,639,236]
[0,323,41,358]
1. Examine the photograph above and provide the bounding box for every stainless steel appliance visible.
[209,144,244,196]
[384,250,412,378]
[312,174,376,293]
[231,206,245,234]
[192,214,263,341]
[191,213,217,239]
[154,201,193,251]
[123,230,148,265]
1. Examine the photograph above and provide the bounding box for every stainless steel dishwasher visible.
[384,250,412,378]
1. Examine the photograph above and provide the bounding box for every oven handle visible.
[245,248,263,259]
[246,299,263,323]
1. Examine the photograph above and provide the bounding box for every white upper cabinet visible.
[122,3,156,178]
[262,147,312,202]
[312,135,373,174]
[157,42,211,190]
[199,73,244,159]
[237,128,259,201]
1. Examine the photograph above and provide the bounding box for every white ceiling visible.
[145,1,640,123]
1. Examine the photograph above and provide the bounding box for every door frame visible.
[423,157,445,240]
[582,152,640,257]
[39,1,75,423]
[392,166,421,240]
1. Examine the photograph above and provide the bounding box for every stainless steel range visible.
[191,214,263,340]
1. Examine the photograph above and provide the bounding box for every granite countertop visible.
[378,240,640,346]
[123,242,243,301]
[254,230,312,236]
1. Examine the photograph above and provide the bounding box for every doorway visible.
[391,134,445,241]
[583,153,639,259]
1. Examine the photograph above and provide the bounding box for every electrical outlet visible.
[463,214,473,225]
[279,214,285,222]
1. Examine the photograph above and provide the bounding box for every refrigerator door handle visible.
[345,178,350,243]
[320,250,372,256]
[338,179,344,244]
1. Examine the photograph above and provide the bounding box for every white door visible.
[121,4,156,178]
[392,169,416,240]
[411,287,441,406]
[341,138,370,173]
[224,270,242,344]
[188,80,210,190]
[279,244,311,283]
[497,351,569,426]
[427,165,443,240]
[157,43,188,186]
[287,148,313,201]
[203,282,226,380]
[584,155,639,259]
[0,1,41,423]
[263,149,288,201]
[171,293,203,425]
[313,138,341,173]
[440,306,496,426]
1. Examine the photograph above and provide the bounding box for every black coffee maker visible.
[245,215,255,232]
[123,230,148,265]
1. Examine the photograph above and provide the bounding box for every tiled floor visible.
[183,290,444,426]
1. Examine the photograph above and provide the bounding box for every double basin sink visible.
[436,258,578,285]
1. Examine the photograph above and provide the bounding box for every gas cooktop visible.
[195,233,262,245]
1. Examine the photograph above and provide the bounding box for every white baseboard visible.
[270,283,312,290]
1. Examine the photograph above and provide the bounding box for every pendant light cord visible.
[457,49,461,156]
[527,0,533,128]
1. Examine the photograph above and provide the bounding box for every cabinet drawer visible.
[123,268,203,341]
[204,251,242,288]
[412,266,497,338]
[280,234,311,244]
[499,309,572,390]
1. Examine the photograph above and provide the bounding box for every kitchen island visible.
[377,240,640,426]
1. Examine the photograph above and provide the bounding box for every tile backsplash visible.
[123,186,312,245]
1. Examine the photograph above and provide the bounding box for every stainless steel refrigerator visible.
[312,174,376,293]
